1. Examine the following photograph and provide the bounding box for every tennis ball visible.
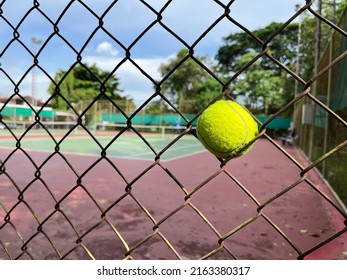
[197,100,258,159]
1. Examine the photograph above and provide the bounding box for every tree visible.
[299,0,347,82]
[159,49,221,114]
[227,52,283,114]
[144,99,173,114]
[48,63,130,111]
[195,77,222,111]
[216,22,300,114]
[217,0,347,81]
[216,22,299,75]
[216,22,299,114]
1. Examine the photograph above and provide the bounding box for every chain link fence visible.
[1,0,347,260]
[296,3,347,206]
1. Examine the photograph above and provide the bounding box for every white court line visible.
[0,142,206,162]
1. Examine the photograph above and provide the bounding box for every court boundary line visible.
[0,144,207,162]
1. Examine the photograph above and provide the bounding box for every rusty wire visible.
[0,0,347,260]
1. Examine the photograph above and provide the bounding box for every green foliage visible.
[299,0,347,81]
[159,49,220,113]
[156,2,347,116]
[229,52,284,114]
[216,23,299,114]
[48,63,130,111]
[144,100,173,114]
[216,22,299,75]
[215,0,347,114]
[195,78,221,111]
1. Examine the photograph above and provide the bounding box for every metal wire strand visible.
[0,0,346,260]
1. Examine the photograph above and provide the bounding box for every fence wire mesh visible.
[0,0,347,260]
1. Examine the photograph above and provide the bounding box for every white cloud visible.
[0,72,52,102]
[84,54,170,104]
[96,41,119,57]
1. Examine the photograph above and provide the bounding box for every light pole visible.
[31,37,42,108]
[294,4,302,98]
[332,0,337,23]
[315,0,337,68]
[315,0,322,71]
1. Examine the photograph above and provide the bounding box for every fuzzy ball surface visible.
[197,100,258,159]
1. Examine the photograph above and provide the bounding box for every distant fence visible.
[295,4,347,205]
[101,113,197,126]
[102,113,291,129]
[0,103,55,119]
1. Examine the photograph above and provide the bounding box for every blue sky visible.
[0,0,306,105]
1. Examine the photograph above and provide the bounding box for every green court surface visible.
[0,131,205,161]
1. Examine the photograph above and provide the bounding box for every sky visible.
[0,0,307,106]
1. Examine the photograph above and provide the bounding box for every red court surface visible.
[0,139,346,260]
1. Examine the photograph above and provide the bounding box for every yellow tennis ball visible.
[197,100,258,159]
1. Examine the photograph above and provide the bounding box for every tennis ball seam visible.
[224,100,249,147]
[197,122,251,157]
[198,130,249,157]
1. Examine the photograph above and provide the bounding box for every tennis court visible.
[1,127,346,260]
[0,128,205,161]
